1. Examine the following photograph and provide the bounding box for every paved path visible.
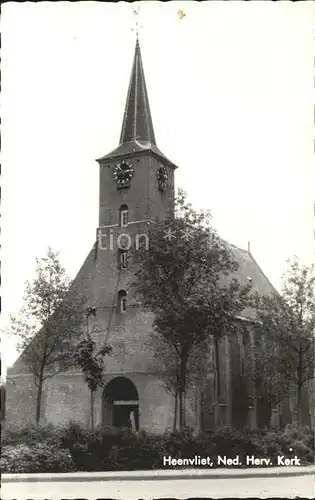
[2,465,314,482]
[2,474,314,499]
[2,467,314,499]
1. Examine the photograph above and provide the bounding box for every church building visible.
[6,39,312,432]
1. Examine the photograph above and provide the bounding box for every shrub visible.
[65,426,163,471]
[201,428,262,464]
[56,420,92,449]
[271,424,314,464]
[107,431,163,470]
[238,425,315,466]
[1,421,314,472]
[160,428,207,463]
[1,443,76,473]
[1,422,57,447]
[283,423,314,451]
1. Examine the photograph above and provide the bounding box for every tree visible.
[147,333,180,431]
[74,306,112,429]
[246,326,290,429]
[131,189,251,430]
[5,248,86,423]
[148,332,213,431]
[253,258,315,426]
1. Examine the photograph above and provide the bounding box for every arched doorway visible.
[102,377,139,430]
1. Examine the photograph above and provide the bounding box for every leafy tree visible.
[131,189,251,429]
[148,333,180,431]
[148,332,213,431]
[5,248,86,423]
[246,326,290,429]
[253,258,315,426]
[74,307,112,429]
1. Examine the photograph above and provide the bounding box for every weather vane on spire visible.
[131,6,143,41]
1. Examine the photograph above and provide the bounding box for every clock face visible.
[157,165,169,191]
[113,161,134,187]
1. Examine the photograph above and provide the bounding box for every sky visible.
[1,1,315,374]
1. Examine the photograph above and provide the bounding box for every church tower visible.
[86,38,179,432]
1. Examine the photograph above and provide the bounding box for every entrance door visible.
[102,377,139,430]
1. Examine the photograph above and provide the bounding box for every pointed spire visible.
[119,39,156,145]
[96,37,177,169]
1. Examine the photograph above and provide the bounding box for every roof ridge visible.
[221,238,249,254]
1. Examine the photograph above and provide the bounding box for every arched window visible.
[118,290,127,313]
[119,204,128,227]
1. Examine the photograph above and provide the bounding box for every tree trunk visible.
[214,337,221,403]
[179,355,187,431]
[179,390,184,431]
[296,345,303,427]
[173,390,178,432]
[266,400,272,430]
[183,392,186,427]
[36,380,43,424]
[35,361,46,425]
[296,382,303,427]
[1,385,6,421]
[90,390,95,430]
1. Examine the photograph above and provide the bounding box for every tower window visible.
[118,290,127,313]
[119,249,128,269]
[119,204,129,227]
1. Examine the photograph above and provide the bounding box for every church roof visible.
[220,242,278,321]
[228,244,277,296]
[97,39,178,169]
